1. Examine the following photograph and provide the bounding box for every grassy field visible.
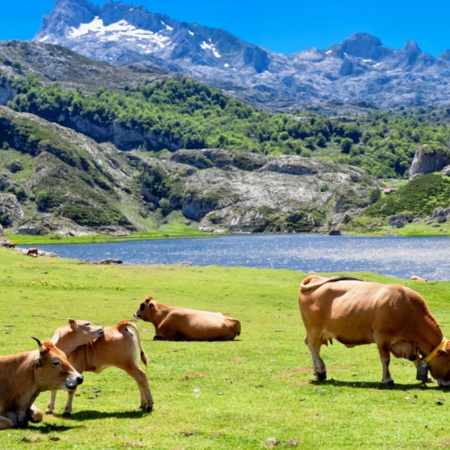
[1,248,450,449]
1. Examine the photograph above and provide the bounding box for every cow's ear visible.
[68,318,78,330]
[33,357,43,368]
[51,332,61,346]
[438,349,449,357]
[149,302,155,309]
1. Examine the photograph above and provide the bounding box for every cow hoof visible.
[383,380,395,387]
[62,412,72,419]
[141,404,153,412]
[316,371,327,382]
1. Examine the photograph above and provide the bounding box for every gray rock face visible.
[409,144,450,179]
[0,193,24,227]
[31,0,450,108]
[141,149,379,233]
[0,107,380,236]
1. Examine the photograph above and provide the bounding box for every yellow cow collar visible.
[422,338,448,364]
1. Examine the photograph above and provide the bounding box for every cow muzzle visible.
[65,374,84,390]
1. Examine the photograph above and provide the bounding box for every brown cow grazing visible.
[0,337,83,429]
[26,248,39,257]
[46,319,153,416]
[8,242,15,249]
[134,296,241,341]
[299,275,450,386]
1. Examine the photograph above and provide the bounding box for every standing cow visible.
[134,296,241,341]
[0,337,83,429]
[299,275,450,386]
[46,319,153,416]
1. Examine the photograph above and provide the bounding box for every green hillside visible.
[6,72,450,179]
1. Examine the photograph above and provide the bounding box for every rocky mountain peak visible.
[329,33,389,61]
[30,0,450,108]
[402,40,421,54]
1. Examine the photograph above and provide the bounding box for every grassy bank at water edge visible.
[1,248,450,449]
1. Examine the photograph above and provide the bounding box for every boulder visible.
[0,193,24,227]
[409,144,450,179]
[388,213,414,228]
[433,207,450,223]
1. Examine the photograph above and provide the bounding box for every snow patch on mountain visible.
[68,17,171,50]
[200,39,221,58]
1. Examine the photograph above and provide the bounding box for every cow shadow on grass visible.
[310,379,448,391]
[66,409,151,422]
[29,423,83,433]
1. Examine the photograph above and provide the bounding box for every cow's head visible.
[134,296,158,323]
[428,341,450,386]
[32,337,83,391]
[68,318,104,342]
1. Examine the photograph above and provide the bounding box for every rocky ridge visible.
[31,0,450,109]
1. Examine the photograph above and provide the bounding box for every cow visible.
[26,248,39,257]
[134,296,241,341]
[0,337,83,429]
[411,275,428,282]
[299,275,450,386]
[46,319,153,417]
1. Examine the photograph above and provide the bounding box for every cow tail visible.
[118,321,149,367]
[300,275,364,291]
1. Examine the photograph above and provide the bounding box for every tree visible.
[341,138,353,154]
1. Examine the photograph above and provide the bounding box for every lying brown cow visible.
[46,319,153,416]
[0,337,83,429]
[299,275,450,386]
[134,296,241,341]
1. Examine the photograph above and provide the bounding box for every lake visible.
[31,234,450,281]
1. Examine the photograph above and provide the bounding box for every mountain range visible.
[33,0,450,109]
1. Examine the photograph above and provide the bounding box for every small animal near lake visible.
[26,248,39,257]
[0,337,83,429]
[46,319,153,417]
[299,275,450,386]
[134,296,241,341]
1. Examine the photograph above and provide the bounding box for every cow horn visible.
[32,336,46,352]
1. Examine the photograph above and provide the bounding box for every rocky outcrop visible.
[0,193,24,227]
[433,207,450,223]
[0,107,381,236]
[141,149,379,233]
[409,144,450,179]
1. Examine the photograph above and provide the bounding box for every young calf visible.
[46,319,153,416]
[0,337,83,429]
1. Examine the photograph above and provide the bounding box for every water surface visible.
[32,234,450,281]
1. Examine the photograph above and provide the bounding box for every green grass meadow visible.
[1,248,450,449]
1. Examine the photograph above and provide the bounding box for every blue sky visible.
[1,0,449,57]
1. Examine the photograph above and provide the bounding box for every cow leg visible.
[119,363,154,411]
[62,390,76,417]
[0,416,14,429]
[304,335,326,381]
[46,390,57,414]
[375,339,394,385]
